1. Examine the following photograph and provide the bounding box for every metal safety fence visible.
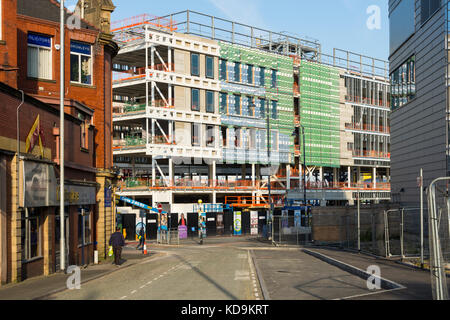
[271,216,312,246]
[427,178,450,300]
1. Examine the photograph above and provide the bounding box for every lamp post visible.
[266,99,272,241]
[59,0,66,272]
[198,199,203,245]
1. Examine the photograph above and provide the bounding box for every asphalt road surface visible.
[46,239,382,301]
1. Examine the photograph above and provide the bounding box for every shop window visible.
[191,53,200,76]
[191,88,200,111]
[206,91,215,113]
[21,208,41,261]
[70,41,92,85]
[206,56,214,79]
[78,207,91,245]
[27,33,52,80]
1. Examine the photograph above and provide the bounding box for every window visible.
[235,128,241,148]
[191,53,200,76]
[234,62,241,82]
[27,33,52,80]
[249,129,256,149]
[247,96,255,117]
[206,91,215,113]
[271,100,278,119]
[206,125,215,147]
[421,0,441,25]
[247,65,253,85]
[220,92,228,114]
[206,56,214,79]
[389,0,415,55]
[271,130,279,151]
[260,67,265,87]
[234,95,241,115]
[79,113,90,150]
[220,59,227,81]
[192,123,200,146]
[78,207,91,245]
[70,41,92,85]
[21,208,41,261]
[191,88,200,111]
[259,98,266,119]
[271,69,277,88]
[390,56,415,110]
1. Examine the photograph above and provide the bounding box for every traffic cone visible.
[143,245,148,255]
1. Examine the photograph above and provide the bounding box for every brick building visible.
[0,0,118,284]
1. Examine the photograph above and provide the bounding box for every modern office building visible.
[388,0,447,205]
[111,10,391,219]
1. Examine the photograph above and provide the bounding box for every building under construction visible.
[111,10,391,224]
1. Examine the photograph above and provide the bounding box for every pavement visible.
[0,245,160,300]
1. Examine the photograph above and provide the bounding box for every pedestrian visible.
[109,227,125,266]
[136,227,145,250]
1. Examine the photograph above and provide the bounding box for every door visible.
[122,214,136,241]
[187,212,198,238]
[146,213,158,240]
[223,210,234,236]
[206,212,217,237]
[241,211,250,235]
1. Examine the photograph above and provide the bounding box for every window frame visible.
[70,40,93,85]
[206,125,215,147]
[206,55,214,79]
[220,59,227,81]
[234,62,241,82]
[191,88,200,111]
[247,64,254,85]
[191,53,200,77]
[78,207,92,246]
[234,94,241,115]
[27,33,53,80]
[260,67,265,87]
[271,100,278,119]
[21,208,42,262]
[192,123,201,146]
[206,90,215,113]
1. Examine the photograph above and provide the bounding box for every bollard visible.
[94,250,98,265]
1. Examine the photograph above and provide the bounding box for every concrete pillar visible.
[333,168,338,186]
[357,167,361,184]
[373,167,377,189]
[169,158,174,187]
[347,166,351,188]
[152,159,156,187]
[252,163,256,188]
[319,167,324,187]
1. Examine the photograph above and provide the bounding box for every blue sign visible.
[70,41,91,55]
[119,196,168,215]
[28,33,51,48]
[104,188,112,208]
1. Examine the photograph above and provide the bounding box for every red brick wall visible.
[0,0,18,88]
[0,90,95,174]
[16,14,113,171]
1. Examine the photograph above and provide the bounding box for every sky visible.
[65,0,389,61]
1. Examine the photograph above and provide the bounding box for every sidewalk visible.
[304,247,435,300]
[0,246,160,300]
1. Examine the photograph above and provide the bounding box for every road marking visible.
[131,290,137,294]
[147,281,153,285]
[234,270,250,281]
[140,285,146,289]
[119,296,127,300]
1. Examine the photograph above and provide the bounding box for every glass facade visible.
[390,56,416,110]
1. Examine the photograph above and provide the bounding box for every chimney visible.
[76,0,116,34]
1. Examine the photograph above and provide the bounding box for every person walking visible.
[109,227,125,266]
[136,227,145,251]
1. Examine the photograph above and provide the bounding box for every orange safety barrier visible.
[111,14,177,33]
[225,195,285,207]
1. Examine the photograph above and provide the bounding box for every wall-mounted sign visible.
[21,161,57,208]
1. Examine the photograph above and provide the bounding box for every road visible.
[46,238,384,300]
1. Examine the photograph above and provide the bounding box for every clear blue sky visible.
[66,0,389,61]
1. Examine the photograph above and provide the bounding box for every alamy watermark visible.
[367,5,381,30]
[66,265,81,290]
[366,265,381,290]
